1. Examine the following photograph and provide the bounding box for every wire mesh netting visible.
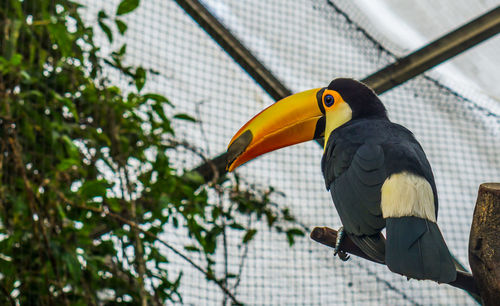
[79,0,500,304]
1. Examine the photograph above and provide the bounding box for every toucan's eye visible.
[324,94,334,107]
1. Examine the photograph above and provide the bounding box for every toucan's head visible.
[226,78,387,171]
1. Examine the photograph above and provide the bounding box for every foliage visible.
[0,0,306,304]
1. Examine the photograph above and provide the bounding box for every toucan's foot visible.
[334,226,350,261]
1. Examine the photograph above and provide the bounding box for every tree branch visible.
[310,226,479,297]
[122,167,149,306]
[469,182,500,306]
[8,135,69,305]
[0,282,15,306]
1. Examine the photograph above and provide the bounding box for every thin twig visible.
[232,216,252,293]
[216,187,229,306]
[122,167,149,306]
[0,283,15,306]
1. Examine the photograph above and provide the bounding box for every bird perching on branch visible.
[226,78,457,283]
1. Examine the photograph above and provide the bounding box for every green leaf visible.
[20,71,32,81]
[117,0,140,16]
[56,158,80,171]
[97,10,108,19]
[116,44,127,56]
[98,10,108,19]
[183,171,205,185]
[61,135,80,159]
[79,180,108,199]
[106,198,121,211]
[211,206,221,220]
[242,229,257,244]
[115,19,128,34]
[229,222,245,230]
[287,228,305,236]
[63,253,82,280]
[135,67,146,91]
[48,23,73,57]
[286,228,305,246]
[144,93,173,106]
[56,203,67,219]
[9,53,22,66]
[57,95,79,121]
[173,113,197,122]
[184,245,200,253]
[151,104,168,123]
[98,19,113,43]
[0,257,15,279]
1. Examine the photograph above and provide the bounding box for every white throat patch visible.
[324,101,352,150]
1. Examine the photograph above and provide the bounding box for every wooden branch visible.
[310,227,479,296]
[469,183,500,306]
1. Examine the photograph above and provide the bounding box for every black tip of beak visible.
[226,130,253,170]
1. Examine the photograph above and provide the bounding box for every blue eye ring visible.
[324,94,334,107]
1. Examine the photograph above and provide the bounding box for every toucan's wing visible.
[349,232,386,264]
[325,141,387,235]
[323,137,388,263]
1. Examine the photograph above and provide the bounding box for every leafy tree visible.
[0,0,306,305]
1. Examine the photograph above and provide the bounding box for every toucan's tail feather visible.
[385,216,456,283]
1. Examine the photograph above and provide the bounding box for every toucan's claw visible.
[333,226,350,261]
[338,250,350,261]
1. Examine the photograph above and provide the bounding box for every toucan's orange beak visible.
[226,88,325,171]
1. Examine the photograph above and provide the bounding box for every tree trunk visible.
[469,183,500,306]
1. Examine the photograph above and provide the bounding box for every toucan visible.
[226,78,457,283]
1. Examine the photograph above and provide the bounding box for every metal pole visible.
[364,6,500,94]
[173,0,292,101]
[174,1,500,181]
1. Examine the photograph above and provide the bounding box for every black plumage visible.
[322,79,456,282]
[386,217,457,282]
